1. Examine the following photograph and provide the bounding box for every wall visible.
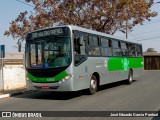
[3,65,26,91]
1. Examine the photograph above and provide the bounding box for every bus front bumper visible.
[26,79,73,91]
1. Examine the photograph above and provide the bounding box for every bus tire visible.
[127,70,133,85]
[88,75,97,95]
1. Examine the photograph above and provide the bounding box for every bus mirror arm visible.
[79,36,84,46]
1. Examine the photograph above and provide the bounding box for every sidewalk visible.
[0,87,27,99]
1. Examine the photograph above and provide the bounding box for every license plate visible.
[41,86,49,89]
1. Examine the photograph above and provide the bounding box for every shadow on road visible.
[13,79,137,100]
[98,79,137,92]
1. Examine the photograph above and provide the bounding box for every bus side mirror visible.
[79,36,84,46]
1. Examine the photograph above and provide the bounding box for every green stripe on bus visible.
[27,71,68,83]
[108,57,143,71]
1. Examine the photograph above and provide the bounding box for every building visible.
[143,52,160,70]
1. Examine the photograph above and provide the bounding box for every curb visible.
[0,90,37,99]
[0,94,10,99]
[0,91,25,99]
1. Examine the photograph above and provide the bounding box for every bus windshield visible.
[26,36,71,68]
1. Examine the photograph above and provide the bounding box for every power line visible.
[130,33,160,40]
[127,21,160,35]
[135,36,160,41]
[125,20,160,33]
[16,0,34,7]
[129,29,160,36]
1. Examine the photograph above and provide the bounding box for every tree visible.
[4,0,157,41]
[146,48,157,52]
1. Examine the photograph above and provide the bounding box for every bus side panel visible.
[72,57,123,91]
[107,57,126,84]
[108,57,144,82]
[73,57,112,91]
[72,57,126,91]
[72,57,144,91]
[132,68,144,78]
[128,57,144,78]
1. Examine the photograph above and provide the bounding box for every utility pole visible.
[0,45,5,92]
[126,19,128,39]
[125,2,129,40]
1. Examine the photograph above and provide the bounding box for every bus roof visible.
[67,25,141,45]
[27,25,141,45]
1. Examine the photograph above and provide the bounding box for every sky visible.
[0,0,160,53]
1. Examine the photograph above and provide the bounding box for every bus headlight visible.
[64,76,70,80]
[26,77,30,81]
[63,74,72,80]
[59,74,73,84]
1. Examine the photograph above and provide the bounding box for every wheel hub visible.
[91,79,96,89]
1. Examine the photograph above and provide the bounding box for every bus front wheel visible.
[88,75,97,95]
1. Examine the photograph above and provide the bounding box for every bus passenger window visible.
[100,38,112,56]
[121,42,127,56]
[88,35,101,56]
[121,42,126,49]
[108,40,112,47]
[125,43,130,56]
[112,40,123,56]
[112,40,118,48]
[135,45,142,57]
[131,44,136,57]
[129,44,136,57]
[88,47,100,56]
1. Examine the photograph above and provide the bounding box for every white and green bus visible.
[25,25,143,94]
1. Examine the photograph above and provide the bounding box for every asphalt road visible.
[0,71,160,120]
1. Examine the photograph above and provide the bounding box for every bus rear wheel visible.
[88,75,97,95]
[127,70,133,84]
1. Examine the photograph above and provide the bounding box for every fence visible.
[143,52,160,70]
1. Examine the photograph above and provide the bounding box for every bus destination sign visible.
[26,27,69,40]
